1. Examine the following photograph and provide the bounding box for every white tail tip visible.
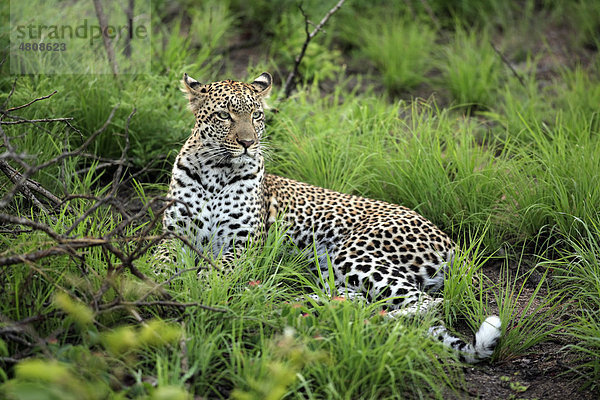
[475,315,502,359]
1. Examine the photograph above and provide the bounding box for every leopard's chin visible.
[231,152,258,164]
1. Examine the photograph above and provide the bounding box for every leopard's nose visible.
[237,138,255,149]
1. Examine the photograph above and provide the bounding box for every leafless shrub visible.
[0,84,222,365]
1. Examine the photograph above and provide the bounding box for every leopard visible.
[160,72,501,363]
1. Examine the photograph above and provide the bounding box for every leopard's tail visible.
[428,316,501,363]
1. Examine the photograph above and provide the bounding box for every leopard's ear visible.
[181,73,209,111]
[182,73,204,92]
[250,72,272,98]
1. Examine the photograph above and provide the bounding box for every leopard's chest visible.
[165,158,264,255]
[197,182,261,232]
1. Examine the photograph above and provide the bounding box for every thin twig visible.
[0,235,165,267]
[418,0,440,30]
[99,300,228,313]
[92,0,119,77]
[0,117,73,125]
[4,90,58,113]
[0,159,72,213]
[1,77,18,111]
[0,357,22,364]
[283,0,346,98]
[0,213,64,241]
[490,40,526,88]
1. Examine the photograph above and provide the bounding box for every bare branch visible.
[0,105,117,209]
[4,90,58,113]
[123,0,135,58]
[0,117,73,125]
[490,40,526,88]
[92,0,119,77]
[99,300,227,313]
[0,160,52,215]
[283,0,347,98]
[0,213,64,242]
[0,88,230,364]
[0,159,72,213]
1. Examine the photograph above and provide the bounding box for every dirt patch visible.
[457,262,598,400]
[463,343,595,399]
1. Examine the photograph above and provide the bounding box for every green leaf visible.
[151,386,190,400]
[15,360,70,383]
[53,293,94,327]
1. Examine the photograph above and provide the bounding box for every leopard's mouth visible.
[233,146,259,159]
[221,150,255,166]
[212,143,261,163]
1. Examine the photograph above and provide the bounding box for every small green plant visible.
[186,0,236,52]
[441,229,494,329]
[428,0,517,26]
[500,374,530,393]
[269,12,343,86]
[555,66,600,136]
[568,0,600,50]
[1,288,187,400]
[493,258,567,361]
[500,111,600,243]
[354,16,437,93]
[267,81,377,194]
[551,217,600,391]
[441,26,502,108]
[231,327,325,400]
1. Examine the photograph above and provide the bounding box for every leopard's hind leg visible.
[329,242,501,363]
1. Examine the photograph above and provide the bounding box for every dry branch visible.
[0,117,73,125]
[92,0,119,77]
[0,88,225,364]
[490,40,526,88]
[5,90,58,113]
[0,159,71,214]
[283,0,347,98]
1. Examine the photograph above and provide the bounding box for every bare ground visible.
[454,262,598,400]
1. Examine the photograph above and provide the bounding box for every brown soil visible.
[456,263,598,399]
[463,346,596,399]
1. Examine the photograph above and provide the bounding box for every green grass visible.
[351,15,437,93]
[441,26,502,109]
[550,217,600,391]
[2,0,600,397]
[568,0,600,50]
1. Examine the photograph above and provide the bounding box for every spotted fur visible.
[160,72,501,363]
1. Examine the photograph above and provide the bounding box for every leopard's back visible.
[264,174,456,304]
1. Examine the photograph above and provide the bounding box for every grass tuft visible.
[551,217,600,391]
[441,26,502,109]
[353,16,437,93]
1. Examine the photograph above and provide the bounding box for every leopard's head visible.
[181,73,272,163]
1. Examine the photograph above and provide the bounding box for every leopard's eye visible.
[216,111,230,120]
[252,110,263,120]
